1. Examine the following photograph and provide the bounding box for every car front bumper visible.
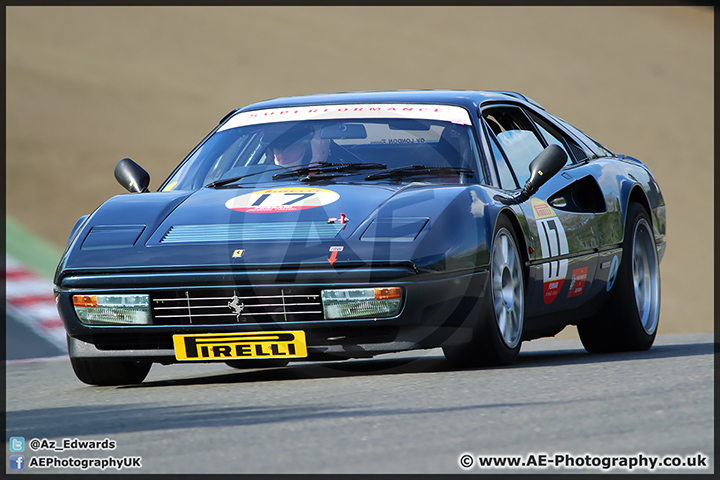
[56,265,488,363]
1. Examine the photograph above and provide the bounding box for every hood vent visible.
[161,222,345,244]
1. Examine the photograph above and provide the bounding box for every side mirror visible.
[514,145,567,203]
[114,158,150,193]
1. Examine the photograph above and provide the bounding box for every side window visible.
[527,111,588,162]
[548,112,613,158]
[487,128,519,189]
[483,108,545,186]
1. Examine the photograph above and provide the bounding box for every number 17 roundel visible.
[532,199,569,305]
[225,187,340,213]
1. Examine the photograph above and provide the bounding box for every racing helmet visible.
[268,124,315,157]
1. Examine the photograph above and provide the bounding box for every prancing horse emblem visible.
[228,294,245,320]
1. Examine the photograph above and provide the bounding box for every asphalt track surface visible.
[5,333,713,474]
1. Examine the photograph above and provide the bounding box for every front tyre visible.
[70,356,151,386]
[578,202,660,353]
[444,216,525,366]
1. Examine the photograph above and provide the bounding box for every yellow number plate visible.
[173,331,307,361]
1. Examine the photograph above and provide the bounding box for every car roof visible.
[238,90,543,113]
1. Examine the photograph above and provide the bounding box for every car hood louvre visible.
[160,222,346,244]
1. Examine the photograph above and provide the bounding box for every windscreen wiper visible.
[364,165,475,181]
[205,164,311,188]
[272,162,387,180]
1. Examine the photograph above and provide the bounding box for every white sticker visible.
[218,103,472,131]
[226,187,339,213]
[534,199,569,305]
[606,255,619,291]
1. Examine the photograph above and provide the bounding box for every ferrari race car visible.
[54,90,666,385]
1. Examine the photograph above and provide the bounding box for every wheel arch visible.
[495,207,530,277]
[616,169,652,236]
[628,185,652,218]
[624,184,653,240]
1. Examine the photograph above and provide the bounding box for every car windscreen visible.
[161,106,483,190]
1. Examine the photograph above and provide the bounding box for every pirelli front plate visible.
[173,331,307,361]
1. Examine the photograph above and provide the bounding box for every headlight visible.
[73,294,151,325]
[321,287,402,319]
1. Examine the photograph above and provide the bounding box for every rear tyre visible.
[70,356,152,386]
[444,216,525,367]
[578,202,660,353]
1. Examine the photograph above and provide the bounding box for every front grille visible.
[151,288,323,325]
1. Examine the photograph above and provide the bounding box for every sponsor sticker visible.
[173,331,307,361]
[225,187,339,213]
[531,198,555,219]
[533,199,569,304]
[218,103,472,131]
[328,245,344,265]
[606,255,619,291]
[567,266,588,298]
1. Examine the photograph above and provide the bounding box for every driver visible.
[270,124,315,167]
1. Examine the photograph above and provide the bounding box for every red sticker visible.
[328,246,344,265]
[567,267,588,298]
[543,279,565,305]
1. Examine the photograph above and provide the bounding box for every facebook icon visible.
[10,455,25,470]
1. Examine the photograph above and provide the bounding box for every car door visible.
[481,105,602,317]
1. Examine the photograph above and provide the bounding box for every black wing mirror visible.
[114,158,150,193]
[513,144,567,203]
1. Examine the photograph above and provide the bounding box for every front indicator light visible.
[321,287,403,319]
[72,294,151,325]
[72,295,97,307]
